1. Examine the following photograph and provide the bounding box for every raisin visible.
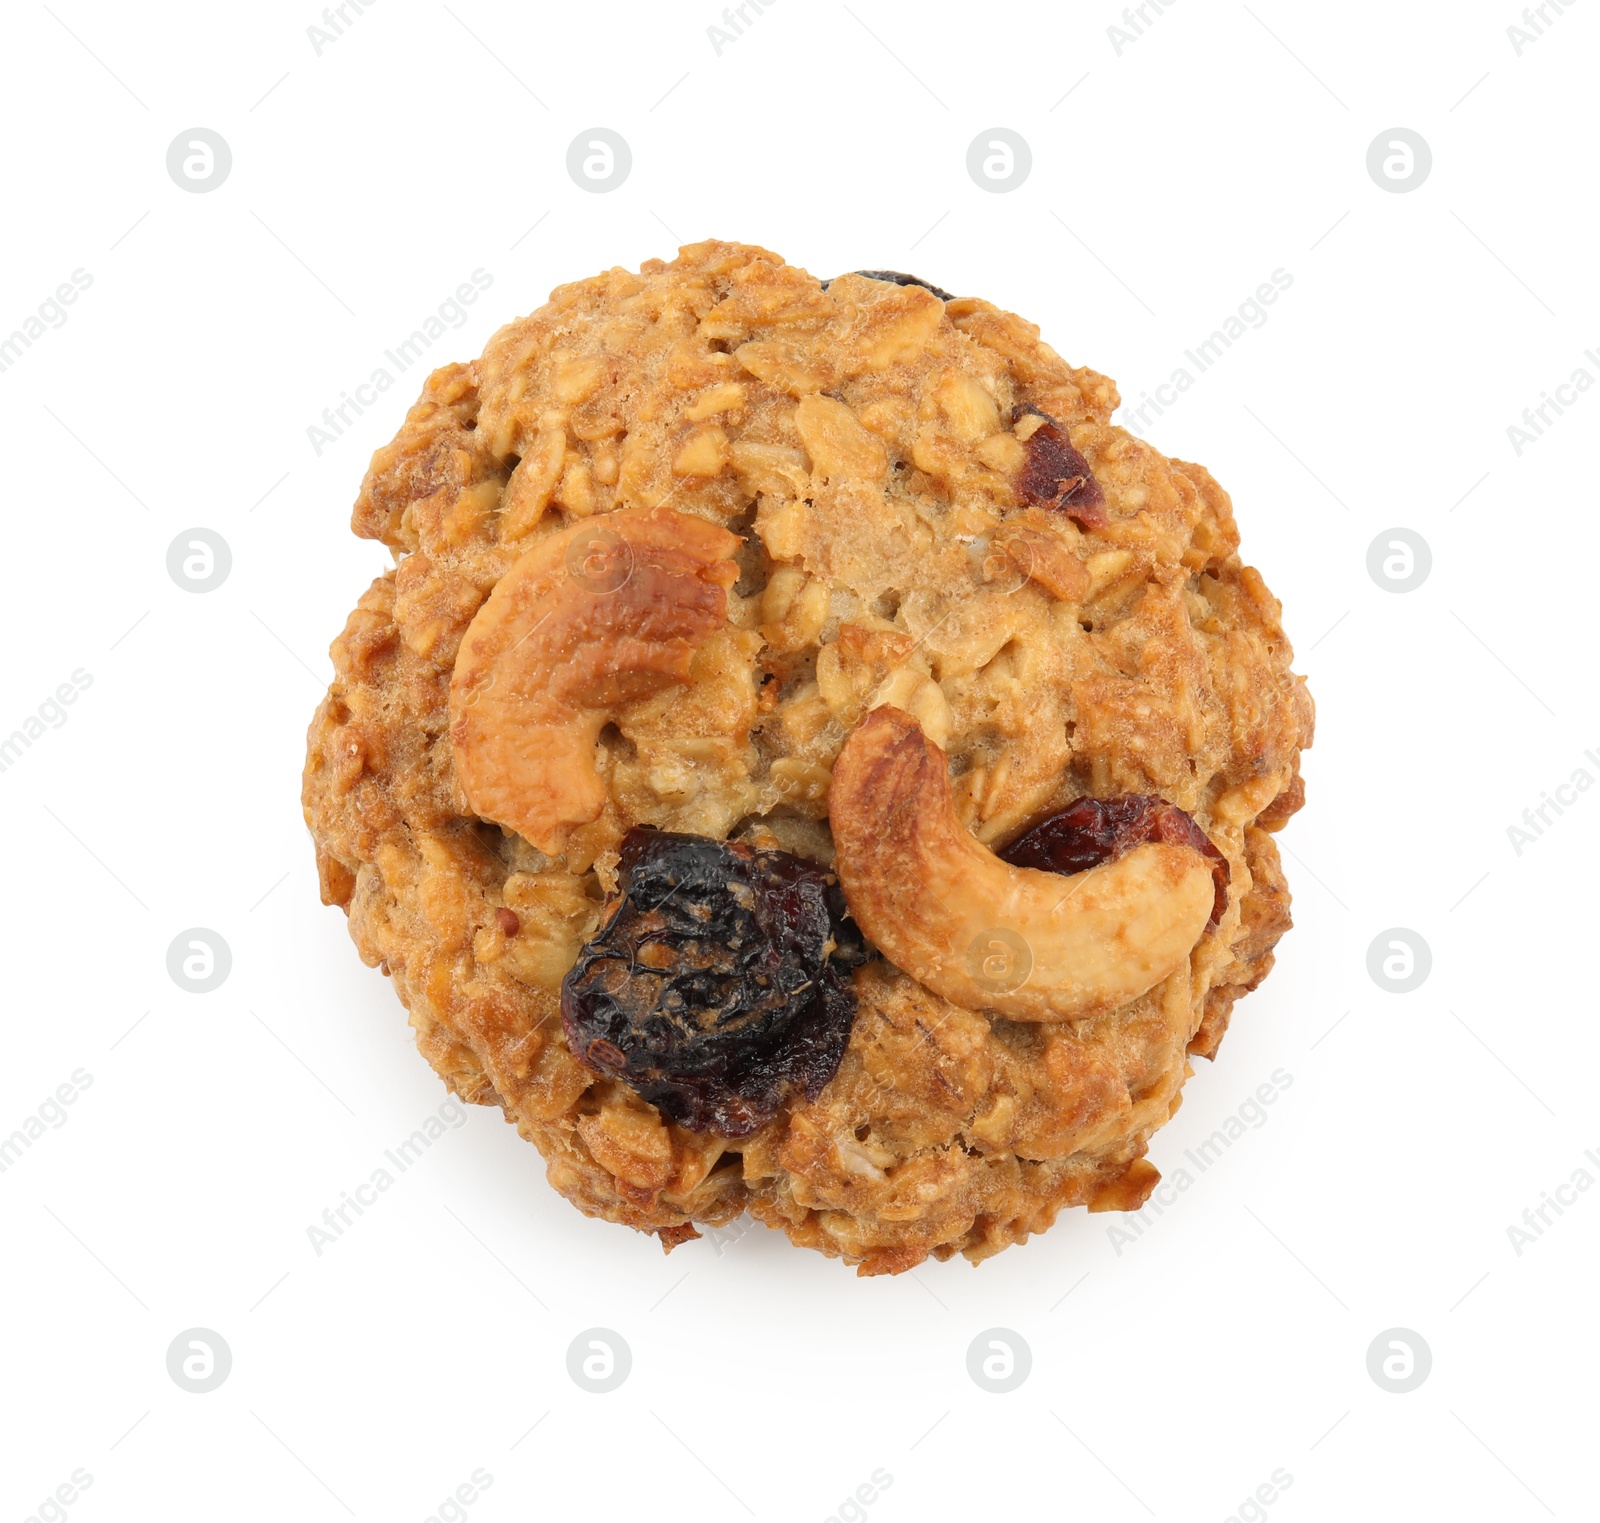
[560,828,868,1137]
[1001,795,1229,927]
[820,270,956,301]
[1012,403,1107,529]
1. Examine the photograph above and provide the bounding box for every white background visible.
[2,1,1596,1519]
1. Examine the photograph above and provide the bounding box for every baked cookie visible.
[302,241,1313,1275]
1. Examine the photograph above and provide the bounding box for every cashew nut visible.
[829,706,1217,1021]
[449,506,740,855]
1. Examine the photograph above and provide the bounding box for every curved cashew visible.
[829,707,1216,1021]
[449,506,740,854]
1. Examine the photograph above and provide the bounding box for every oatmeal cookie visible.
[302,241,1313,1274]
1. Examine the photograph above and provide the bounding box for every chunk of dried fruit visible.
[561,828,867,1137]
[1012,403,1106,529]
[821,270,956,302]
[1001,795,1229,928]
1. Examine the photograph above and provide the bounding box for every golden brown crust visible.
[1188,826,1293,1061]
[302,241,1313,1274]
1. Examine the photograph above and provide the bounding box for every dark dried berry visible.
[1012,403,1107,529]
[1001,795,1229,927]
[561,828,868,1137]
[820,270,956,302]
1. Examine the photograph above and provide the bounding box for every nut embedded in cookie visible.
[828,706,1219,1020]
[448,505,740,856]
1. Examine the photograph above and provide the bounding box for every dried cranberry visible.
[1012,404,1107,529]
[561,828,867,1137]
[820,270,956,301]
[1001,795,1229,927]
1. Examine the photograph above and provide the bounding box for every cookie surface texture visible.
[302,241,1314,1275]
